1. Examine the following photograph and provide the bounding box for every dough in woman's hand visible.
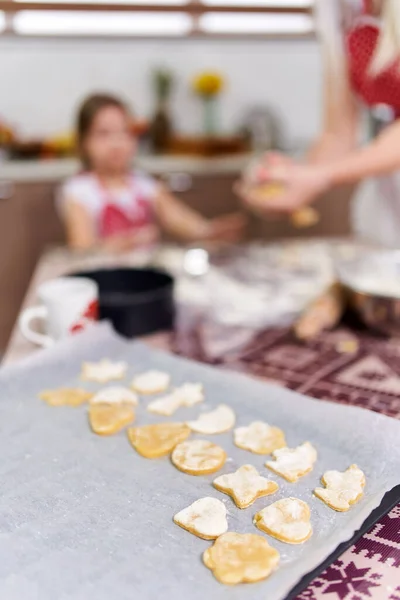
[174,497,228,540]
[266,441,317,482]
[203,532,280,585]
[213,465,279,509]
[81,359,127,383]
[254,498,312,544]
[127,422,190,458]
[88,386,138,436]
[131,370,170,395]
[314,464,365,512]
[40,388,92,407]
[187,405,235,434]
[234,421,286,455]
[171,439,226,475]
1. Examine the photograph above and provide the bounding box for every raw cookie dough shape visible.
[173,497,228,540]
[187,404,235,434]
[314,464,366,512]
[127,422,190,458]
[39,388,93,407]
[81,359,127,383]
[213,464,279,509]
[147,383,204,416]
[131,370,170,395]
[203,532,280,585]
[234,421,286,455]
[171,439,227,475]
[266,441,317,483]
[89,386,138,436]
[254,497,313,544]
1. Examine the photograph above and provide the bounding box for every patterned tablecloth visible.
[170,321,400,600]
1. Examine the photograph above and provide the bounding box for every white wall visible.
[0,36,322,144]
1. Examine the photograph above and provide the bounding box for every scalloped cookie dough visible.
[173,497,228,540]
[187,405,235,434]
[254,497,313,544]
[39,388,93,407]
[131,371,170,395]
[171,439,227,476]
[234,421,286,455]
[127,422,190,458]
[81,359,127,383]
[266,441,317,483]
[88,387,138,436]
[203,532,280,585]
[314,464,366,512]
[213,465,279,509]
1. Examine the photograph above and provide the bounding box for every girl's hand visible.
[205,212,247,243]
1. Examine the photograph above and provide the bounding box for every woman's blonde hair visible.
[316,0,400,78]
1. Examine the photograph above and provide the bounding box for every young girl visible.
[60,94,246,252]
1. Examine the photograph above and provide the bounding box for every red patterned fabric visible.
[171,323,400,599]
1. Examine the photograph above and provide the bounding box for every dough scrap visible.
[127,422,190,458]
[187,405,235,434]
[89,403,135,436]
[234,421,286,455]
[81,359,127,383]
[39,388,92,407]
[131,370,170,395]
[203,532,280,585]
[173,497,228,540]
[314,464,366,512]
[254,497,313,544]
[147,383,204,416]
[266,441,317,483]
[171,439,226,475]
[213,465,279,509]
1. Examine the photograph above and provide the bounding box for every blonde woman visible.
[242,0,400,246]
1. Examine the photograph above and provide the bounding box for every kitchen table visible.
[4,243,400,600]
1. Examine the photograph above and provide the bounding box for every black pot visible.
[70,267,175,338]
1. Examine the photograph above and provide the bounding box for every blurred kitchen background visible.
[0,0,355,356]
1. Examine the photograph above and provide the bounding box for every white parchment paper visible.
[1,322,400,600]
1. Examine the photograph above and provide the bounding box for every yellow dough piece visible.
[266,441,317,483]
[254,497,313,544]
[171,439,226,476]
[213,465,279,509]
[127,422,191,458]
[89,403,135,436]
[314,464,366,512]
[81,359,127,383]
[173,497,228,540]
[234,421,286,455]
[186,405,236,434]
[39,388,93,407]
[131,370,170,395]
[290,207,320,229]
[203,532,280,585]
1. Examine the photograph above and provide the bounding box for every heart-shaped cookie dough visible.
[127,422,190,458]
[214,465,279,509]
[39,388,93,407]
[314,464,365,512]
[266,441,317,483]
[234,421,286,455]
[254,497,312,544]
[171,439,226,475]
[203,532,280,585]
[89,386,138,436]
[187,405,235,434]
[174,497,228,540]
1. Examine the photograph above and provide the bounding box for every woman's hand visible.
[205,212,247,243]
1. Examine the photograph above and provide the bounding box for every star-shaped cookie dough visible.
[213,465,279,509]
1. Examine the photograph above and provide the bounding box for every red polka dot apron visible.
[96,176,152,240]
[346,0,400,246]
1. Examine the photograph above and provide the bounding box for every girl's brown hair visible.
[76,93,130,168]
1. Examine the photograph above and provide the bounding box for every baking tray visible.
[1,322,400,600]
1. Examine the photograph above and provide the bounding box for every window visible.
[0,1,315,38]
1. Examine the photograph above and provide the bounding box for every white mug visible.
[19,277,99,348]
